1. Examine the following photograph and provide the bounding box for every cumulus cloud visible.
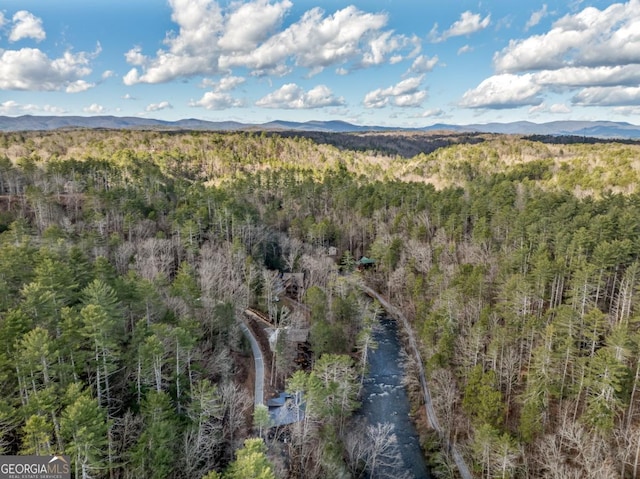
[256,83,344,109]
[200,75,246,91]
[0,48,94,91]
[529,102,572,114]
[494,1,640,72]
[410,55,438,73]
[192,75,246,109]
[572,86,640,106]
[218,0,292,52]
[220,6,390,73]
[146,101,173,112]
[84,103,105,114]
[460,73,543,109]
[9,11,46,43]
[462,0,640,109]
[0,101,20,114]
[123,0,225,84]
[66,80,95,93]
[535,64,640,88]
[457,45,473,55]
[525,4,549,30]
[125,1,415,83]
[190,92,244,110]
[364,76,427,108]
[431,11,490,43]
[461,64,640,109]
[0,100,66,115]
[613,105,640,116]
[360,31,420,68]
[550,103,571,113]
[420,108,446,118]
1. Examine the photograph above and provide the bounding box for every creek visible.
[356,316,431,478]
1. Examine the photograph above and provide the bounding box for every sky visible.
[1,0,639,127]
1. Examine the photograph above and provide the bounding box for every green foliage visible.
[20,414,54,456]
[5,129,640,476]
[463,365,504,429]
[132,391,178,479]
[60,384,108,478]
[224,438,275,479]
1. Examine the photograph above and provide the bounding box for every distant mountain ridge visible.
[1,115,640,139]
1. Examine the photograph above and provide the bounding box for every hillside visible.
[1,129,640,478]
[2,115,640,139]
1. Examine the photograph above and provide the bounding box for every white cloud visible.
[218,0,292,52]
[0,100,20,114]
[431,11,490,42]
[525,4,548,30]
[122,93,135,100]
[122,68,140,86]
[0,100,66,115]
[395,90,427,107]
[462,64,640,110]
[192,75,246,109]
[495,1,640,72]
[0,13,5,29]
[221,6,390,74]
[201,75,245,91]
[550,103,571,113]
[0,48,93,91]
[125,1,419,82]
[190,92,244,110]
[364,76,427,108]
[66,80,95,93]
[125,46,146,66]
[256,83,344,109]
[360,31,417,68]
[572,86,640,106]
[84,103,105,114]
[457,45,473,55]
[529,102,572,114]
[420,108,446,118]
[460,73,543,109]
[124,0,225,84]
[410,55,438,73]
[102,70,115,79]
[613,105,640,116]
[535,64,640,88]
[146,101,173,112]
[9,11,46,43]
[463,1,640,110]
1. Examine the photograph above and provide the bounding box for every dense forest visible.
[1,128,640,478]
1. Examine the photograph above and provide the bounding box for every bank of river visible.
[357,316,431,479]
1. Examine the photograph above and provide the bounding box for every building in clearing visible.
[357,256,376,270]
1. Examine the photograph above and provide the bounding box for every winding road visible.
[359,284,473,479]
[239,320,265,407]
[240,287,472,479]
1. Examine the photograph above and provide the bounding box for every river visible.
[357,316,431,479]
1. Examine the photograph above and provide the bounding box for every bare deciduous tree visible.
[345,422,409,479]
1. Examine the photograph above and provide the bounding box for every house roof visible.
[358,256,376,264]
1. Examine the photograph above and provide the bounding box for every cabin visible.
[267,391,305,426]
[282,272,304,301]
[357,256,376,270]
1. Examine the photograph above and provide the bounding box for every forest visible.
[1,128,640,478]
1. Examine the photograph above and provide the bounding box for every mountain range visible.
[1,115,640,139]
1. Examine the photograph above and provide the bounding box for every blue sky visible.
[1,0,639,126]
